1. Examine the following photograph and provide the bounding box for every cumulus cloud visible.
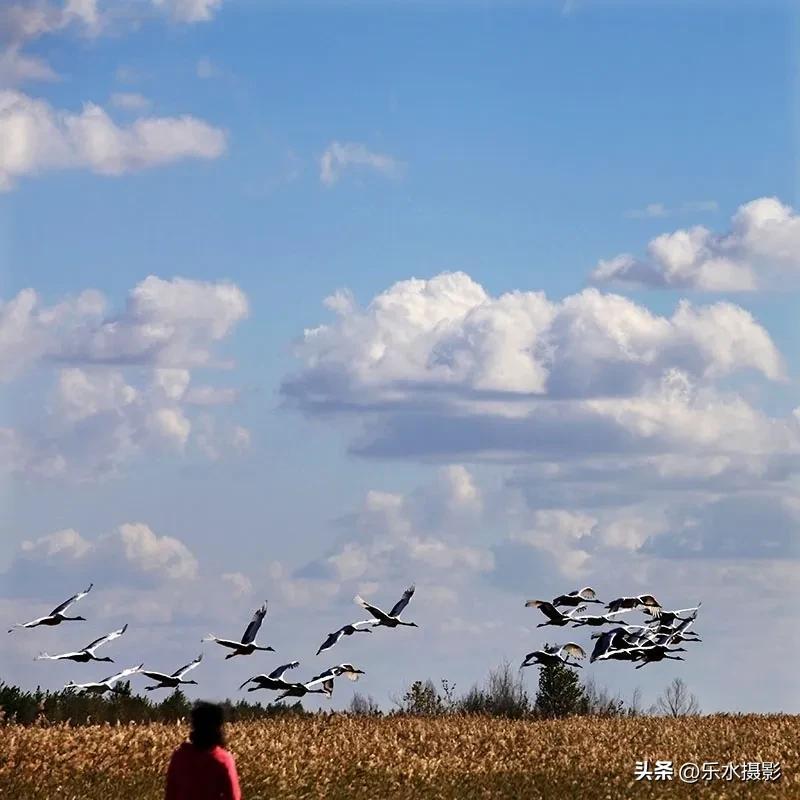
[0,277,248,480]
[7,523,198,594]
[0,275,248,376]
[281,271,792,466]
[297,466,494,591]
[594,196,800,291]
[0,90,226,189]
[319,141,401,186]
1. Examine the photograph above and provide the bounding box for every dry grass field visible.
[2,714,797,799]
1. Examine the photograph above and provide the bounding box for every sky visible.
[1,0,800,713]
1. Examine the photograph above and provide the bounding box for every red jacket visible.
[165,742,241,800]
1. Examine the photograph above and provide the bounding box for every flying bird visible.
[274,677,335,702]
[35,624,128,664]
[354,585,418,629]
[9,584,94,633]
[316,621,377,655]
[64,664,143,695]
[642,604,701,627]
[141,654,203,691]
[203,602,275,659]
[552,587,602,607]
[570,610,630,628]
[239,661,302,693]
[605,594,661,613]
[309,663,365,683]
[521,643,586,669]
[525,600,586,627]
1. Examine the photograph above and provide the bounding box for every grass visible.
[2,714,797,799]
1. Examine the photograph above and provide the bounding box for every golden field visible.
[1,714,797,799]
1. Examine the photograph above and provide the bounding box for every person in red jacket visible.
[165,702,241,800]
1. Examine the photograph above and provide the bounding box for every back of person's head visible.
[190,702,226,749]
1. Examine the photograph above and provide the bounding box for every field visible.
[2,714,797,799]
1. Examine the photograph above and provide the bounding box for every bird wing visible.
[204,635,243,649]
[354,595,392,623]
[638,594,661,607]
[140,670,171,682]
[388,585,415,618]
[50,583,93,616]
[84,624,128,654]
[241,602,268,645]
[316,629,344,655]
[560,643,586,660]
[103,664,143,684]
[527,600,559,620]
[565,605,587,618]
[35,651,76,661]
[171,653,203,678]
[577,587,597,600]
[269,661,300,680]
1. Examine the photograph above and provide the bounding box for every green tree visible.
[534,658,587,718]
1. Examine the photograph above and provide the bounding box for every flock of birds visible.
[7,583,418,701]
[521,588,702,671]
[8,582,700,702]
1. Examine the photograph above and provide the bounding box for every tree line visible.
[0,661,700,726]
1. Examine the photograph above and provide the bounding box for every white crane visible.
[570,610,629,628]
[642,604,701,627]
[8,584,93,633]
[308,663,365,683]
[274,676,335,702]
[64,664,143,695]
[35,624,128,664]
[525,600,586,627]
[521,643,586,669]
[354,585,418,629]
[239,661,302,693]
[203,602,275,659]
[316,621,378,655]
[605,594,661,613]
[141,654,203,691]
[552,587,602,608]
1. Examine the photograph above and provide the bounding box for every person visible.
[165,701,242,800]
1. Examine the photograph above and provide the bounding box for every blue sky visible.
[2,0,800,713]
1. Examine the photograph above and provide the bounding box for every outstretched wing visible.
[84,624,128,654]
[561,642,586,660]
[171,653,203,679]
[50,583,93,616]
[140,670,171,682]
[269,661,300,681]
[354,595,391,623]
[388,585,415,618]
[577,587,597,600]
[103,663,143,685]
[241,602,268,645]
[527,600,560,621]
[316,630,342,655]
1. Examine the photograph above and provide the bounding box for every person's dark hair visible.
[190,702,226,749]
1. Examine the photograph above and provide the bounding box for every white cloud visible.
[596,196,800,291]
[320,141,401,186]
[0,90,226,189]
[12,522,199,587]
[0,276,248,375]
[152,0,224,23]
[195,57,219,79]
[0,277,248,480]
[109,91,151,111]
[284,271,782,412]
[625,200,718,219]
